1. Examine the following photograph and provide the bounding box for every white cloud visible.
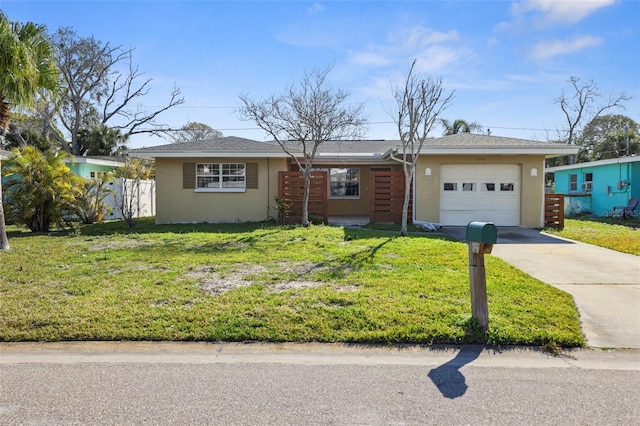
[347,25,469,73]
[511,0,617,26]
[413,45,472,73]
[528,34,603,59]
[350,51,390,67]
[406,28,459,46]
[307,2,324,15]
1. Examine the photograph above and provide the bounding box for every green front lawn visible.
[0,219,584,347]
[545,217,640,256]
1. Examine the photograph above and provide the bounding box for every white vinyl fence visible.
[104,178,156,220]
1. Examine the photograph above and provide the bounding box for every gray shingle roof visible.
[131,136,287,155]
[129,133,577,158]
[284,140,398,155]
[424,133,569,149]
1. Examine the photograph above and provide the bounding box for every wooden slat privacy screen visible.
[370,171,411,224]
[544,193,564,229]
[278,171,328,224]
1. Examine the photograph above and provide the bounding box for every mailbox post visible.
[465,221,497,330]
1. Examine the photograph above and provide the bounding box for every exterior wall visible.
[414,155,547,227]
[553,161,638,217]
[630,162,640,202]
[155,157,286,224]
[327,165,370,216]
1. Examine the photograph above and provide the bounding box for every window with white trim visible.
[329,168,360,198]
[196,163,246,191]
[569,174,578,192]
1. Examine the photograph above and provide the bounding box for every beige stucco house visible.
[130,134,578,228]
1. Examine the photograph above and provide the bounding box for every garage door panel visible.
[441,197,517,211]
[439,164,521,226]
[444,210,517,226]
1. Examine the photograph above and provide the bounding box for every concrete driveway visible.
[442,227,640,349]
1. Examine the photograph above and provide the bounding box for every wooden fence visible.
[544,193,565,228]
[278,171,328,224]
[370,171,411,224]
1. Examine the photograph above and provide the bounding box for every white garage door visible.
[440,164,521,226]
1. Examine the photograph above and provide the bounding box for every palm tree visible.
[4,146,83,232]
[440,118,483,136]
[0,12,58,249]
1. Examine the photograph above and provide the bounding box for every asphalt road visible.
[1,342,639,425]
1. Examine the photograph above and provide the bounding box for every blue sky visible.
[2,0,639,148]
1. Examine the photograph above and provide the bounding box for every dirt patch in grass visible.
[87,239,153,251]
[187,261,359,295]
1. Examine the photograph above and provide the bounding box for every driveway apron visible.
[442,227,640,349]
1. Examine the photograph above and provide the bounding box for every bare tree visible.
[53,28,184,155]
[392,60,454,236]
[239,65,366,226]
[114,157,154,228]
[555,76,630,149]
[165,121,223,143]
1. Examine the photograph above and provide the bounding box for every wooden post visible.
[468,242,490,330]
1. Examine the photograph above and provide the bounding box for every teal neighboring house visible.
[64,156,125,179]
[546,157,639,217]
[1,152,124,183]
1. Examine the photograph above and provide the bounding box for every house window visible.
[569,174,578,192]
[462,183,475,191]
[329,168,359,198]
[196,163,245,191]
[443,182,457,191]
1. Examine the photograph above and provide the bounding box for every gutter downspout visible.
[388,150,442,231]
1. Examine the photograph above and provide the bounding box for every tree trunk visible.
[400,173,412,236]
[0,163,10,250]
[301,169,311,227]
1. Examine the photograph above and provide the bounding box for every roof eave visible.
[129,151,292,159]
[419,148,580,157]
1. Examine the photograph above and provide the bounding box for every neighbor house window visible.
[196,163,245,191]
[329,168,360,198]
[569,174,578,191]
[584,172,593,184]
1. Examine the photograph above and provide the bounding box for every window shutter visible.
[246,163,258,189]
[183,163,196,189]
